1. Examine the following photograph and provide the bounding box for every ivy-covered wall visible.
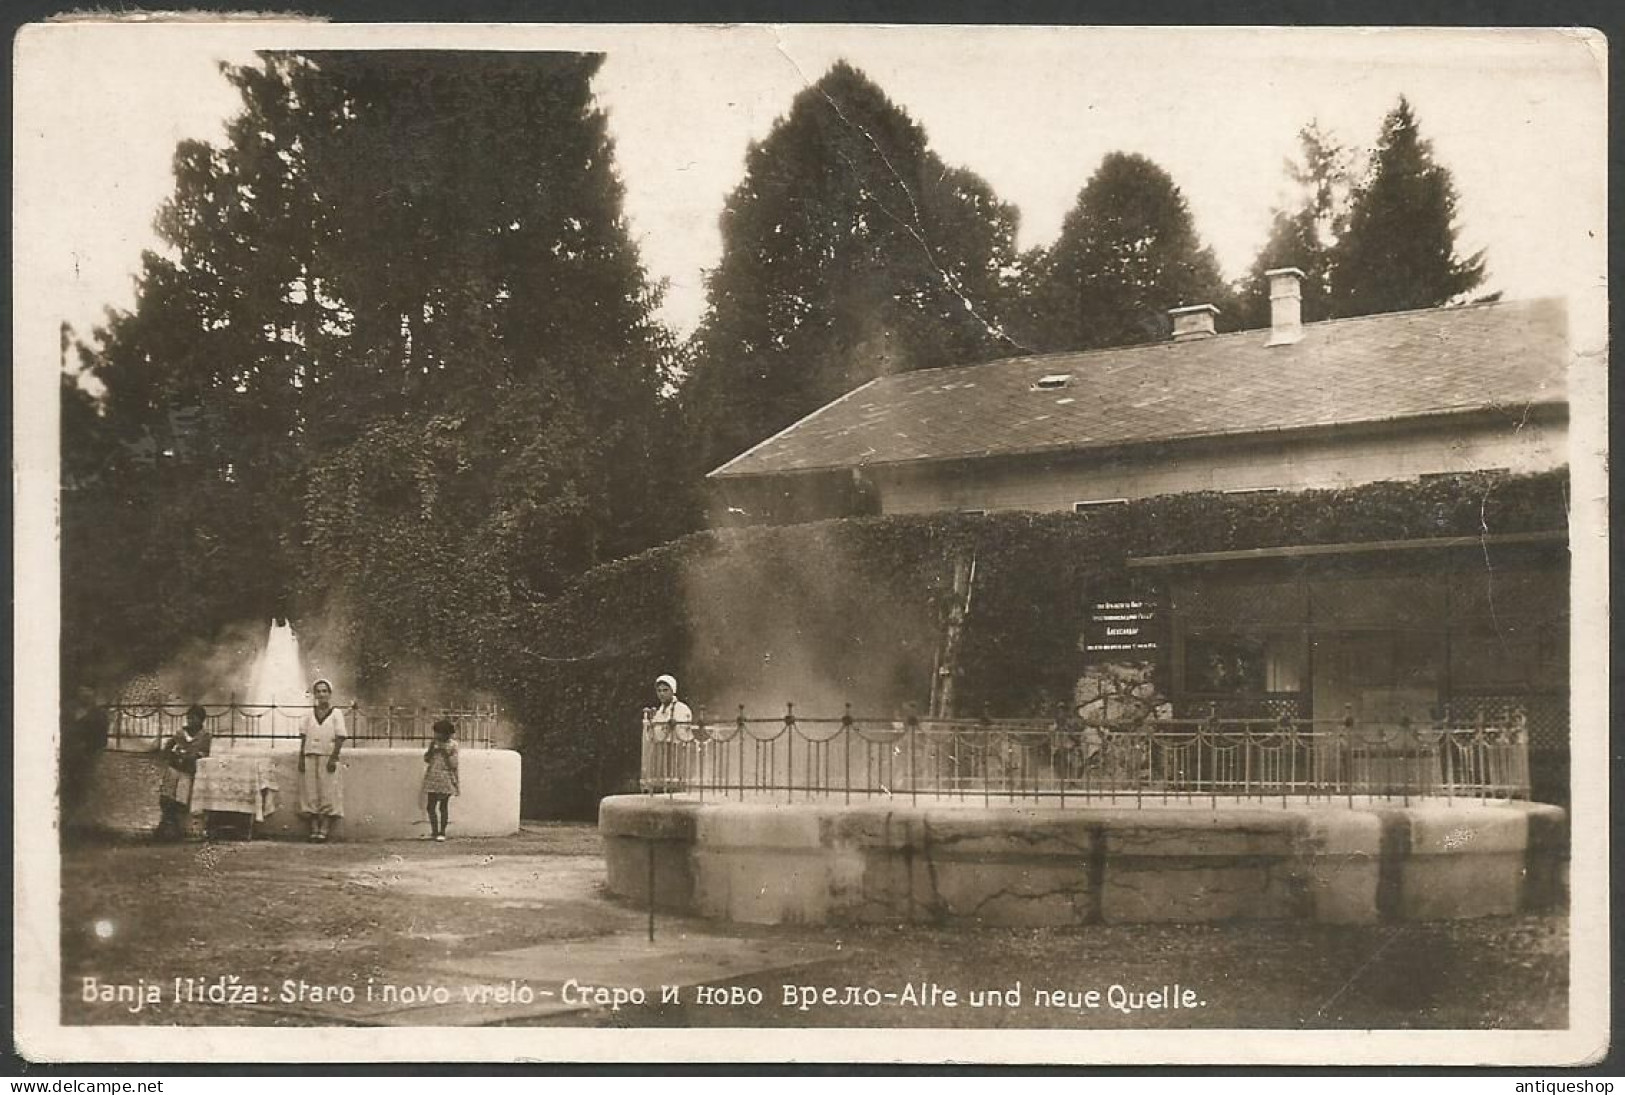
[507,469,1568,818]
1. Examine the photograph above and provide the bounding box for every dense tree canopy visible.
[1016,152,1230,352]
[1329,97,1486,317]
[682,62,1023,477]
[68,51,687,697]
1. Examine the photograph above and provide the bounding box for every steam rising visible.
[130,612,353,708]
[679,526,939,724]
[245,621,308,705]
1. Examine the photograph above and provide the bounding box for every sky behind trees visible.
[21,23,1606,354]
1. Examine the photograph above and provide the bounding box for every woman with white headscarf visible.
[643,674,693,742]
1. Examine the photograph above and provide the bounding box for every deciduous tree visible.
[1018,152,1229,352]
[70,51,688,697]
[683,62,1023,477]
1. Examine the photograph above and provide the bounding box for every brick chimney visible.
[1168,303,1219,342]
[1265,267,1305,346]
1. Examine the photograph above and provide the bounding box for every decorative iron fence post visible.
[638,711,649,794]
[784,702,796,803]
[1136,721,1147,810]
[1243,719,1253,802]
[1510,712,1521,799]
[1399,710,1413,807]
[1344,705,1356,809]
[668,709,680,798]
[1054,703,1067,810]
[980,709,993,809]
[1281,712,1296,808]
[1447,717,1457,801]
[906,708,919,808]
[842,704,854,807]
[1474,711,1489,802]
[1205,705,1218,810]
[696,705,708,802]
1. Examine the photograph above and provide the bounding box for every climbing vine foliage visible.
[507,470,1566,816]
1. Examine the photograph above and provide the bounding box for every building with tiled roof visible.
[705,270,1573,803]
[708,271,1567,521]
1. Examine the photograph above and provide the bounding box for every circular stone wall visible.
[72,747,522,841]
[599,795,1566,926]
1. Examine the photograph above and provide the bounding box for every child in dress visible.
[422,719,460,841]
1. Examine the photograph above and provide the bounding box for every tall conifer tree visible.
[1329,97,1486,317]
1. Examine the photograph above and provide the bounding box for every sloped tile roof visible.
[708,297,1569,480]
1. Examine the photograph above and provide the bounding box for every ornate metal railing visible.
[641,706,1531,805]
[102,702,503,749]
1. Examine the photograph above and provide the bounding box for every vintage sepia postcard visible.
[13,19,1610,1067]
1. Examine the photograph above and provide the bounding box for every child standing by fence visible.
[423,719,460,841]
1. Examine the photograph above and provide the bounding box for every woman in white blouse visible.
[296,678,346,842]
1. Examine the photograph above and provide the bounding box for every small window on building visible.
[1222,487,1282,496]
[1075,498,1128,511]
[1184,633,1304,695]
[1031,373,1073,391]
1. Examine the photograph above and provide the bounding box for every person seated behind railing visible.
[643,674,693,742]
[155,705,211,842]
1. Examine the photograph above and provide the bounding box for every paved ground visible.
[58,822,1568,1029]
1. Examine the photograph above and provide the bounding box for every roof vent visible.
[1031,373,1073,391]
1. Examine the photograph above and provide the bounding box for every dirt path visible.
[61,824,840,1027]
